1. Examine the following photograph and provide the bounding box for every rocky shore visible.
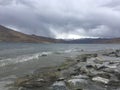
[8,49,120,90]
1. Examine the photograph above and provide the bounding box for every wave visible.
[0,51,53,67]
[0,48,80,67]
[54,49,79,54]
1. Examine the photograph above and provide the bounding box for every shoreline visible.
[7,49,120,90]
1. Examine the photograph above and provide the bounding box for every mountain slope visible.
[0,25,59,43]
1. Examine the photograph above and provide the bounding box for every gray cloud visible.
[0,0,120,39]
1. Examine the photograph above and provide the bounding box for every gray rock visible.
[93,59,103,64]
[103,50,120,57]
[57,77,65,81]
[86,65,94,69]
[72,74,89,79]
[108,80,120,86]
[68,78,87,89]
[52,81,68,90]
[41,54,47,57]
[92,76,109,84]
[95,64,107,70]
[35,78,45,82]
[95,73,111,79]
[18,87,27,90]
[18,78,47,88]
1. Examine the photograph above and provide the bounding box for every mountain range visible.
[0,25,62,43]
[0,25,120,44]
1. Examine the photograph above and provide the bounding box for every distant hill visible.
[0,25,120,44]
[64,38,120,44]
[0,25,61,43]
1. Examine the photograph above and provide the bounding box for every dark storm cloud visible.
[0,0,120,39]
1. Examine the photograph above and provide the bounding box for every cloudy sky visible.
[0,0,120,39]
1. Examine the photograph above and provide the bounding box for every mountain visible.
[64,38,120,44]
[0,25,61,43]
[0,25,120,43]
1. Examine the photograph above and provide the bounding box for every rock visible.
[76,53,98,62]
[113,71,120,80]
[81,57,87,62]
[79,67,89,74]
[96,73,111,79]
[109,61,115,65]
[86,70,105,78]
[106,65,117,69]
[77,60,80,62]
[15,77,47,88]
[109,52,117,57]
[103,50,120,57]
[68,79,87,85]
[116,49,120,52]
[36,78,45,82]
[81,49,84,52]
[21,81,46,88]
[86,65,94,69]
[92,76,109,84]
[52,81,68,90]
[70,72,79,76]
[95,64,107,70]
[57,77,65,81]
[95,61,117,70]
[83,54,98,58]
[14,78,30,86]
[68,79,87,89]
[74,67,81,72]
[72,75,89,79]
[108,80,120,86]
[93,59,103,64]
[18,87,26,90]
[57,68,62,71]
[41,54,47,57]
[93,54,98,57]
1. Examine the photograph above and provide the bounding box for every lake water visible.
[0,42,120,90]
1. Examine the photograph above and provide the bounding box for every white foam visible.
[0,80,13,90]
[0,75,17,81]
[0,51,53,67]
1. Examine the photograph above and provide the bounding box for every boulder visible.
[92,76,109,84]
[52,81,68,90]
[68,79,87,89]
